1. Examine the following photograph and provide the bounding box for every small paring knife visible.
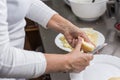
[90,43,107,55]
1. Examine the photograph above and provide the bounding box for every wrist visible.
[63,54,73,72]
[44,53,72,73]
[47,14,74,34]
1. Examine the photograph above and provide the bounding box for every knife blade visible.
[90,43,107,55]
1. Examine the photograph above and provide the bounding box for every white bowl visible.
[69,0,108,21]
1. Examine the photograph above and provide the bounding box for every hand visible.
[63,25,92,48]
[47,14,92,47]
[47,14,95,49]
[65,37,93,72]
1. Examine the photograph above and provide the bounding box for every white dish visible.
[69,0,108,21]
[55,28,105,52]
[70,55,120,80]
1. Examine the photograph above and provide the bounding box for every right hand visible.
[65,37,93,73]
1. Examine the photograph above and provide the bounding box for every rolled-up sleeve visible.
[26,0,57,28]
[0,0,46,78]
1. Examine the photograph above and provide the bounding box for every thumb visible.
[74,37,82,51]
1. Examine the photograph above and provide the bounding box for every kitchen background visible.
[25,0,118,80]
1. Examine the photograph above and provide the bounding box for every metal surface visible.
[115,0,120,23]
[38,0,120,80]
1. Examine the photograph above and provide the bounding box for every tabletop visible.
[38,0,120,80]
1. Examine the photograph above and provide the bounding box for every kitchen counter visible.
[38,0,120,80]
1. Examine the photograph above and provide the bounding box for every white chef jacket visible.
[0,0,57,79]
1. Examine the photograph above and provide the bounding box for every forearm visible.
[0,45,46,78]
[47,14,77,34]
[44,53,71,73]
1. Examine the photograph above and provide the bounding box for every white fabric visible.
[0,0,57,79]
[26,0,57,28]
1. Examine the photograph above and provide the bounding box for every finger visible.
[66,37,75,48]
[73,60,90,66]
[65,35,73,44]
[81,33,96,47]
[78,55,91,66]
[71,39,75,47]
[74,39,79,47]
[74,37,82,51]
[71,39,78,48]
[82,54,93,62]
[74,54,93,66]
[67,38,72,44]
[78,29,91,43]
[81,33,90,42]
[72,66,86,73]
[86,54,94,60]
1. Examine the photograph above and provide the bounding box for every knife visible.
[90,43,107,55]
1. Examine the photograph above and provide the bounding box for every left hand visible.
[47,14,92,48]
[63,25,92,48]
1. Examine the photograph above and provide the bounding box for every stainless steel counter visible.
[38,0,120,80]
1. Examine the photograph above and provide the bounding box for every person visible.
[0,0,93,79]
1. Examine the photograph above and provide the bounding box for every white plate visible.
[70,55,120,80]
[55,28,105,52]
